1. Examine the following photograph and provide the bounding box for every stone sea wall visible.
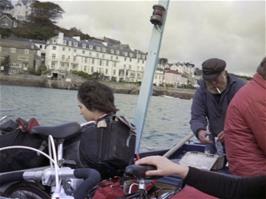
[0,74,195,99]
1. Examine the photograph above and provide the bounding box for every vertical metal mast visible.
[134,0,170,153]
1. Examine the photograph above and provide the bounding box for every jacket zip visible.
[98,128,104,161]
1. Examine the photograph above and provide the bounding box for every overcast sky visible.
[53,0,266,76]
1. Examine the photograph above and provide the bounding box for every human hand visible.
[217,131,224,143]
[135,156,189,179]
[198,130,212,144]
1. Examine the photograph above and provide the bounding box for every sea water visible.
[0,85,192,152]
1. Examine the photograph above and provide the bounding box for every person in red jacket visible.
[224,57,266,176]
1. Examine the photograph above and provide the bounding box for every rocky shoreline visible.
[0,74,195,100]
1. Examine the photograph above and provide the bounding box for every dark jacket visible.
[184,167,266,199]
[79,114,136,179]
[79,116,119,179]
[190,74,245,138]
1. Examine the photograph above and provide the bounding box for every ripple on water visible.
[1,85,192,151]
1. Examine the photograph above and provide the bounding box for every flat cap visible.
[202,58,226,80]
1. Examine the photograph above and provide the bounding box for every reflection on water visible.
[0,85,192,151]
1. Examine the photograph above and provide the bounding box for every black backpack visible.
[0,118,49,172]
[79,115,136,179]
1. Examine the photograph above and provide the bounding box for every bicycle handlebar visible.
[0,167,101,199]
[73,168,101,199]
[0,171,24,186]
[125,164,157,179]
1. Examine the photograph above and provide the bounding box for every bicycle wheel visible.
[4,181,50,199]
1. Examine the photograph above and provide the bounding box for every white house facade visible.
[164,70,188,87]
[170,62,195,77]
[45,33,164,85]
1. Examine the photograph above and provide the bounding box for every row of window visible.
[49,61,163,83]
[60,63,146,80]
[60,40,131,56]
[51,55,146,72]
[52,41,147,59]
[0,47,30,54]
[52,54,118,67]
[50,50,146,65]
[9,62,29,68]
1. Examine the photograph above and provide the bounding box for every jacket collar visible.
[198,74,237,92]
[253,73,266,89]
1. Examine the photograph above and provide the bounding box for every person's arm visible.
[190,89,211,143]
[184,167,266,199]
[136,156,266,199]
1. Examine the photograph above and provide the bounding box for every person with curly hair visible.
[77,80,135,179]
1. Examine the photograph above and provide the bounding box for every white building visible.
[153,69,164,86]
[5,0,34,21]
[170,62,195,77]
[32,40,46,56]
[164,70,188,87]
[45,33,164,85]
[30,39,46,66]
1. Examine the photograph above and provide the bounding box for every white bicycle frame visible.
[0,135,83,199]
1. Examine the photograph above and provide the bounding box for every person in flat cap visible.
[190,58,245,154]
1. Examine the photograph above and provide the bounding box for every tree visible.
[29,1,64,25]
[91,72,105,80]
[66,27,92,40]
[0,28,12,38]
[69,27,83,35]
[14,24,56,40]
[194,67,202,76]
[33,64,47,75]
[13,1,64,40]
[1,56,10,75]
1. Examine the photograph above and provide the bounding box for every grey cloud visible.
[56,0,265,75]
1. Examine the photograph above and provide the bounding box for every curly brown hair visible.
[78,80,117,113]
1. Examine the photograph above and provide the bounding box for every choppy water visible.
[0,85,193,152]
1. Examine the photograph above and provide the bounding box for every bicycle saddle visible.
[31,122,81,139]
